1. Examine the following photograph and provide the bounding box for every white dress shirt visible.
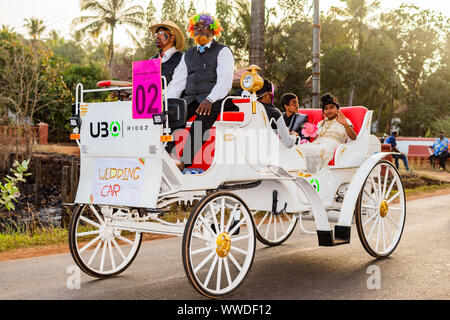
[160,46,178,63]
[167,40,235,103]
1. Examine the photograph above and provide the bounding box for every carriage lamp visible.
[240,65,264,114]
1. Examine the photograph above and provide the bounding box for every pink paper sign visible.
[132,59,162,119]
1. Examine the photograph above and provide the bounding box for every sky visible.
[0,0,449,48]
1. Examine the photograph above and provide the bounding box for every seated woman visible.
[299,93,357,172]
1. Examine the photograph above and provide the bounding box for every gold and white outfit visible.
[299,117,353,172]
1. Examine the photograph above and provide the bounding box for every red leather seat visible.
[187,111,245,123]
[298,107,367,165]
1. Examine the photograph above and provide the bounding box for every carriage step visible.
[317,226,351,247]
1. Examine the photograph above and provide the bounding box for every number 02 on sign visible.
[132,59,162,119]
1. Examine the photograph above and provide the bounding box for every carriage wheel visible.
[182,191,256,298]
[355,160,406,258]
[252,210,298,246]
[69,204,142,278]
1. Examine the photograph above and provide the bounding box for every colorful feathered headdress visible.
[188,13,223,38]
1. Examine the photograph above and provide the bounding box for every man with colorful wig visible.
[167,13,237,171]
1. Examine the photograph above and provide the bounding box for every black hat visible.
[321,93,340,110]
[256,79,274,96]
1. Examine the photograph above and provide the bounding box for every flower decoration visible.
[301,122,318,138]
[188,13,223,38]
[299,139,309,145]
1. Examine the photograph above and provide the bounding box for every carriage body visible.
[68,80,406,298]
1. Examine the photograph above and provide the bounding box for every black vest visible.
[184,40,227,104]
[151,50,183,85]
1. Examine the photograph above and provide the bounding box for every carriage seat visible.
[298,107,368,165]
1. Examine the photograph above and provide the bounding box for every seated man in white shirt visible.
[149,20,185,85]
[167,13,237,170]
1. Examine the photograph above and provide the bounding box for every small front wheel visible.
[182,191,256,298]
[68,204,142,278]
[252,210,297,246]
[355,161,406,258]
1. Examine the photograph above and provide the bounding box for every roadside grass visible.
[0,227,68,252]
[1,182,449,253]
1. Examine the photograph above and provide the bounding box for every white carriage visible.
[67,66,406,298]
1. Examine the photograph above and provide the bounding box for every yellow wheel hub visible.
[380,200,389,217]
[216,232,231,258]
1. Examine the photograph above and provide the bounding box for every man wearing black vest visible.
[167,13,237,170]
[149,20,185,85]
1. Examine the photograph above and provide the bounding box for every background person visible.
[429,130,449,171]
[385,130,413,173]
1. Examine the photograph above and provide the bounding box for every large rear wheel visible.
[182,191,256,298]
[355,161,406,258]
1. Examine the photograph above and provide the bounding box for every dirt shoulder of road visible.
[1,179,449,263]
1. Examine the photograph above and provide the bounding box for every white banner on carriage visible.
[90,157,145,206]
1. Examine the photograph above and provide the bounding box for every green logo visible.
[310,178,320,192]
[109,121,121,137]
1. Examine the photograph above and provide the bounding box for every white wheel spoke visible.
[108,240,116,269]
[227,252,242,272]
[79,234,101,253]
[192,232,214,243]
[99,240,107,272]
[216,257,223,291]
[370,175,380,202]
[384,216,393,242]
[382,166,389,200]
[385,176,397,200]
[387,214,401,229]
[111,238,127,262]
[377,167,383,202]
[80,215,101,229]
[389,207,402,212]
[117,235,134,245]
[362,205,378,211]
[209,203,219,235]
[87,239,103,266]
[278,215,286,234]
[375,215,382,252]
[225,204,239,233]
[382,219,386,252]
[89,204,104,225]
[257,212,268,229]
[229,217,246,236]
[367,215,380,240]
[363,210,379,227]
[191,245,215,255]
[223,257,232,286]
[282,212,293,224]
[203,255,218,288]
[273,215,277,240]
[198,214,217,238]
[230,245,248,256]
[220,198,225,233]
[77,230,100,237]
[265,213,273,238]
[230,234,251,242]
[194,250,215,274]
[387,192,400,204]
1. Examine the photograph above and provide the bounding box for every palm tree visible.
[332,0,380,51]
[73,0,144,78]
[332,0,380,105]
[23,17,46,43]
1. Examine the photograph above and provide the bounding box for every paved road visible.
[0,194,449,300]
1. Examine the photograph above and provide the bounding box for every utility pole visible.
[312,0,320,108]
